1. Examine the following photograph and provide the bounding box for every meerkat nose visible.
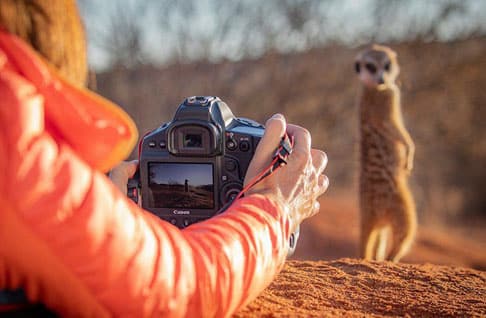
[378,76,385,84]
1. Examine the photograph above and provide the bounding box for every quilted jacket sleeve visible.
[0,60,291,317]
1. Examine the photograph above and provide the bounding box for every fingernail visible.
[271,113,284,120]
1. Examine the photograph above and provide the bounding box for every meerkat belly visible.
[359,134,401,206]
[361,128,404,177]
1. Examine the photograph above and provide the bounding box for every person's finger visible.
[311,201,321,217]
[311,149,328,175]
[286,124,311,171]
[301,200,321,221]
[287,124,311,153]
[108,160,139,193]
[256,113,286,162]
[315,174,329,197]
[125,160,139,178]
[245,114,286,183]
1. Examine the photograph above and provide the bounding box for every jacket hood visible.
[0,30,138,172]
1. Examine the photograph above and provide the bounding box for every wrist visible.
[241,192,296,233]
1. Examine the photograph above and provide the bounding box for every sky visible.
[149,163,213,187]
[78,0,486,70]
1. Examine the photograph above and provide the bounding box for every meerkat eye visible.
[384,62,391,72]
[365,63,377,74]
[355,62,361,73]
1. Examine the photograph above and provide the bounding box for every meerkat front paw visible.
[405,155,413,173]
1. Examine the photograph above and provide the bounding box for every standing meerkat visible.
[355,44,417,262]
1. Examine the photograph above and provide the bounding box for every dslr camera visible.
[128,96,298,252]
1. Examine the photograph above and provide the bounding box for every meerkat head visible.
[355,44,399,90]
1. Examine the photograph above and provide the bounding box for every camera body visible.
[129,96,300,254]
[129,96,266,228]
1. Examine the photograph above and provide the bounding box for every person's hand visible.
[108,160,139,193]
[244,114,329,232]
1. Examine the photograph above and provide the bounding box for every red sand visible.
[236,259,486,317]
[235,193,486,317]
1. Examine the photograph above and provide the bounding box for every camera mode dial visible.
[184,96,213,107]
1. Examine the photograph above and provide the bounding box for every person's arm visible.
[107,115,328,317]
[0,65,327,317]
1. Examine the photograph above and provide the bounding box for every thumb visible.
[109,160,139,193]
[125,160,139,178]
[245,114,286,184]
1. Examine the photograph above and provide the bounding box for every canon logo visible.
[173,210,191,215]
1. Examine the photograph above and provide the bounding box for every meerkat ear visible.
[355,61,361,73]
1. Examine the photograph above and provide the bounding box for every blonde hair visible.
[0,0,88,87]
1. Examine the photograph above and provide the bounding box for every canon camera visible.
[128,96,299,252]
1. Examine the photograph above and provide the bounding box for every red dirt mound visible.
[235,259,486,317]
[235,192,486,317]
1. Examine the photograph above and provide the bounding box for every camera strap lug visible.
[270,134,293,172]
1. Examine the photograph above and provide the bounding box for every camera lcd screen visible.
[147,163,214,209]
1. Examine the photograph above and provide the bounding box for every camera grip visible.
[127,169,141,204]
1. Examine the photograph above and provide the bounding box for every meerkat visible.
[354,44,417,262]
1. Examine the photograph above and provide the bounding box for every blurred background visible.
[78,0,486,268]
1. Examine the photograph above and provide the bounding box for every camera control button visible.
[226,139,238,151]
[221,182,243,205]
[148,141,156,148]
[159,141,167,148]
[183,219,190,227]
[225,159,238,172]
[226,189,240,203]
[170,218,177,226]
[239,140,250,152]
[185,96,211,106]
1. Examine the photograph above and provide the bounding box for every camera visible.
[128,96,298,252]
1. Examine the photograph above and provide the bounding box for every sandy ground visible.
[236,259,486,317]
[235,193,486,317]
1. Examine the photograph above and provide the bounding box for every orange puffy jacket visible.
[0,30,291,317]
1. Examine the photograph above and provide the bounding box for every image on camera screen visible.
[148,163,214,209]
